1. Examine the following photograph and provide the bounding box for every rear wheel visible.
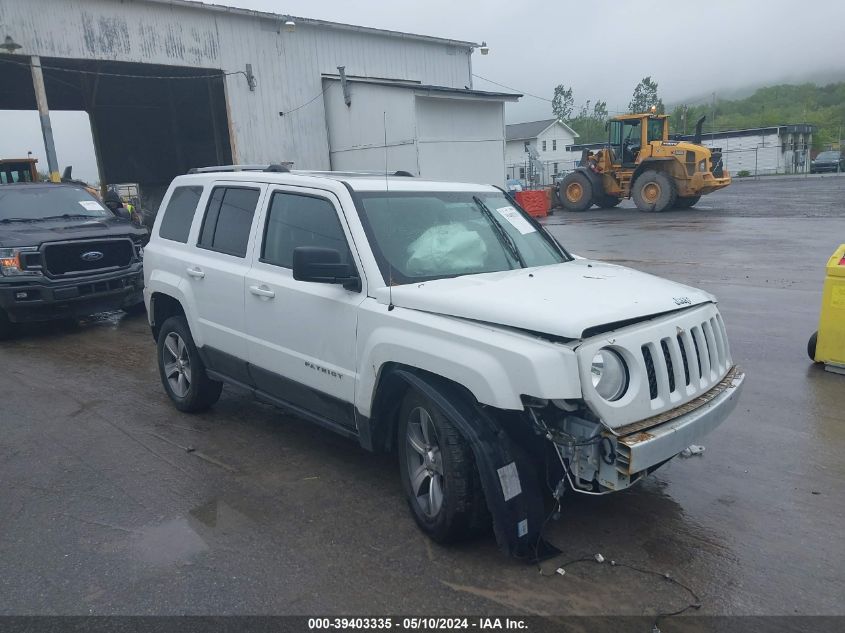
[157,316,222,412]
[560,171,593,212]
[632,170,677,212]
[593,194,622,209]
[398,389,488,543]
[675,195,701,209]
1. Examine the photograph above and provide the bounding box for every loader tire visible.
[560,172,593,212]
[593,194,622,209]
[675,195,701,209]
[633,170,676,212]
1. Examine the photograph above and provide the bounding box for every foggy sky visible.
[2,0,843,184]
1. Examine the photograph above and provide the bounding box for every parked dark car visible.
[0,183,148,338]
[811,151,844,174]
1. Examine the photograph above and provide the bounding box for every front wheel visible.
[0,310,13,341]
[560,171,593,212]
[632,170,677,212]
[157,316,222,412]
[398,389,488,543]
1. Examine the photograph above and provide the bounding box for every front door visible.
[244,186,365,429]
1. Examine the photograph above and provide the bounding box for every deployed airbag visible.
[406,223,487,276]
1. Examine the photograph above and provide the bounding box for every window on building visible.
[519,167,526,179]
[158,186,202,243]
[198,186,260,257]
[553,163,559,175]
[552,140,557,151]
[542,140,547,151]
[261,192,351,269]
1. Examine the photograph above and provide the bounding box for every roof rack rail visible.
[187,164,292,174]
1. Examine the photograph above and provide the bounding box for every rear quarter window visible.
[158,186,203,243]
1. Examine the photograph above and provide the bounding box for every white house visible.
[505,118,579,185]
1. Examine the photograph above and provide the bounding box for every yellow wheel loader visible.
[559,113,731,212]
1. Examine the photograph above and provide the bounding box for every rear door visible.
[244,185,365,430]
[185,182,265,383]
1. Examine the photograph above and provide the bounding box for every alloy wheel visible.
[405,406,444,518]
[162,332,192,398]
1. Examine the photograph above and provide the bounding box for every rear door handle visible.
[186,266,205,279]
[249,284,275,299]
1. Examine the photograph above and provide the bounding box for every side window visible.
[261,192,351,269]
[158,186,202,243]
[197,186,260,257]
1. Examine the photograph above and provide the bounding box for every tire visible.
[593,194,622,209]
[397,388,488,543]
[157,316,223,412]
[808,331,819,362]
[632,170,677,212]
[675,195,701,209]
[560,171,593,212]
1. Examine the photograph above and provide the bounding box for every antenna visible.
[384,111,395,311]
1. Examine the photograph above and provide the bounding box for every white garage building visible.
[0,0,518,204]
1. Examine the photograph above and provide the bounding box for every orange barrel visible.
[514,190,549,218]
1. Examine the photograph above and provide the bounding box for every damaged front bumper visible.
[554,366,745,493]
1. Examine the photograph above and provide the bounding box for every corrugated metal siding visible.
[2,0,473,169]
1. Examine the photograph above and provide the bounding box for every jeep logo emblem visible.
[80,251,104,262]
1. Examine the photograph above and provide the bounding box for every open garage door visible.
[0,55,232,214]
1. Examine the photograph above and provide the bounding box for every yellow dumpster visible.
[808,244,845,374]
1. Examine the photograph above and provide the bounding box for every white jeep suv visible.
[144,165,745,557]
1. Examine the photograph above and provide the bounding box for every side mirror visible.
[292,246,360,291]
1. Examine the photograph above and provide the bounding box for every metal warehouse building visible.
[0,0,518,205]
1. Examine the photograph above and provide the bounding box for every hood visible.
[0,216,148,248]
[378,260,713,340]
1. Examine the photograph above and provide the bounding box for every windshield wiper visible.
[472,196,526,268]
[40,214,103,220]
[0,217,39,223]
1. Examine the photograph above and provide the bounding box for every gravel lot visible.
[1,175,843,620]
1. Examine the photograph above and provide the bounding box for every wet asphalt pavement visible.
[1,175,843,618]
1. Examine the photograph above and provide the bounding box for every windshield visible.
[355,191,569,284]
[816,151,840,161]
[0,185,110,222]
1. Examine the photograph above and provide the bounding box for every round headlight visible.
[590,349,629,401]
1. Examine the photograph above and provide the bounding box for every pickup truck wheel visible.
[398,389,487,543]
[157,316,222,412]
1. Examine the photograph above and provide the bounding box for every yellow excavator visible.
[559,111,731,212]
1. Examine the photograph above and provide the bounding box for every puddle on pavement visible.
[131,517,208,566]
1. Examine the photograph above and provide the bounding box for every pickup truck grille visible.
[43,239,134,277]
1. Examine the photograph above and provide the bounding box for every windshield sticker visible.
[495,206,536,235]
[79,200,104,211]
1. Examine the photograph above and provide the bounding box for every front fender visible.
[355,304,582,417]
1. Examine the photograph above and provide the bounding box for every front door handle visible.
[186,266,205,279]
[249,284,275,299]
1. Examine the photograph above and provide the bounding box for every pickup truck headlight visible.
[590,348,628,401]
[0,247,41,277]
